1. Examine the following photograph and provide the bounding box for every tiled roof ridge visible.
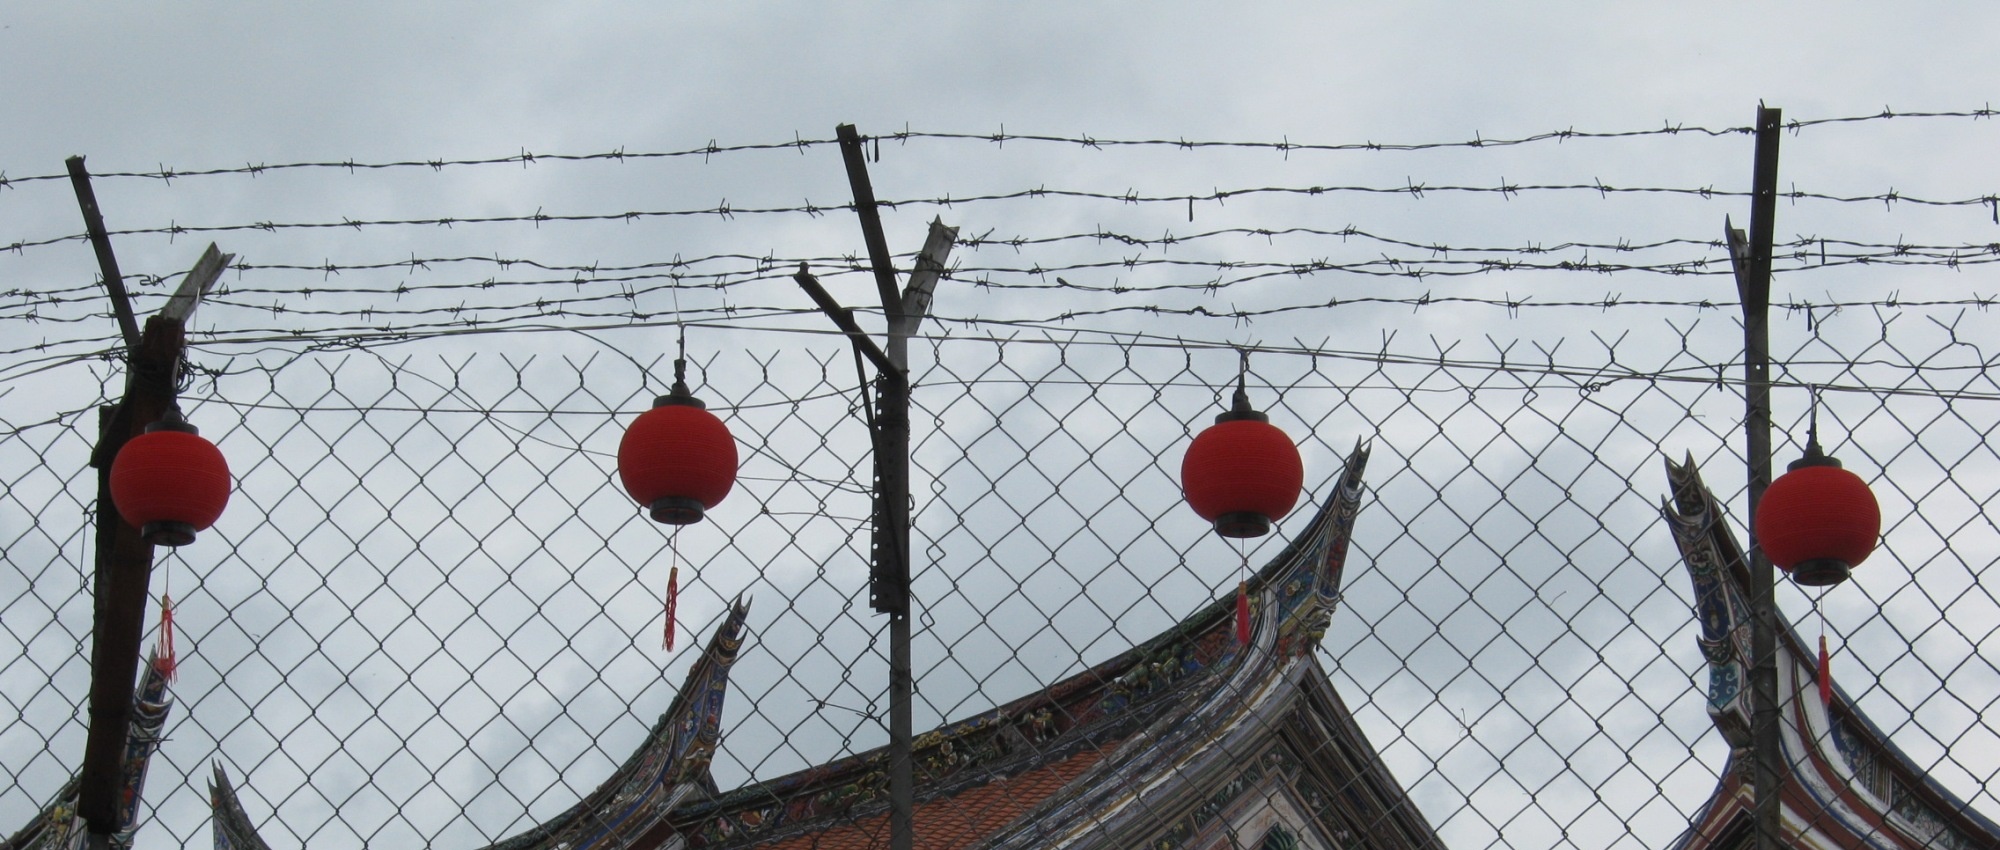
[676,442,1372,847]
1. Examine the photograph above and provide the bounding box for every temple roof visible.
[211,765,272,850]
[210,441,1433,849]
[751,745,1112,850]
[210,602,751,850]
[666,440,1435,849]
[1,649,173,850]
[1661,455,2000,850]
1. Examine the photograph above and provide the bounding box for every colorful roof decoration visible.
[1662,455,2000,850]
[209,766,270,850]
[1,649,173,850]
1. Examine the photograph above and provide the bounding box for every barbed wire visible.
[8,233,2000,334]
[7,251,1998,340]
[0,138,837,188]
[2,106,1992,188]
[10,181,2000,257]
[14,231,2000,309]
[956,228,2000,258]
[8,108,2000,850]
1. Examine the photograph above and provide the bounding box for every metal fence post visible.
[1734,104,1785,850]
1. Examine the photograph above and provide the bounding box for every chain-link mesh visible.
[6,110,2000,849]
[4,300,1997,848]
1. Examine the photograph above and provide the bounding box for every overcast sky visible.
[5,5,2000,850]
[6,2,1996,167]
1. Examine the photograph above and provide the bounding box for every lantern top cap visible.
[1214,378,1268,424]
[653,357,708,410]
[1786,436,1842,471]
[143,404,199,436]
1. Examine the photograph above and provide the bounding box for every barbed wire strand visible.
[2,105,1992,187]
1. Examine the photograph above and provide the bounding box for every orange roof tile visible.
[756,743,1112,850]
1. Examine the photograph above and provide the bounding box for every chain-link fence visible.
[4,298,1997,848]
[5,110,2000,849]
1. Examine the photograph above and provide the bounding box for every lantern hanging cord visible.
[670,277,687,399]
[1807,384,1822,453]
[158,549,178,682]
[1235,533,1248,597]
[161,551,172,669]
[663,523,684,652]
[1234,533,1252,647]
[1815,581,1832,706]
[1816,583,1829,642]
[158,537,172,621]
[1235,348,1251,409]
[671,272,685,329]
[671,333,692,400]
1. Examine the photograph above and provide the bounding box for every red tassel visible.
[1235,581,1251,645]
[664,566,679,652]
[1818,635,1832,707]
[157,594,177,682]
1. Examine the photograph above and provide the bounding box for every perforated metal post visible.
[799,125,956,850]
[1735,105,1784,850]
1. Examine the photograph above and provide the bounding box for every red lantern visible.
[1754,443,1879,586]
[617,367,737,525]
[1181,385,1303,538]
[110,407,230,546]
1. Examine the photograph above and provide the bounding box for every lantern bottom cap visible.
[1787,558,1851,587]
[141,521,197,547]
[648,497,706,526]
[1211,512,1272,539]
